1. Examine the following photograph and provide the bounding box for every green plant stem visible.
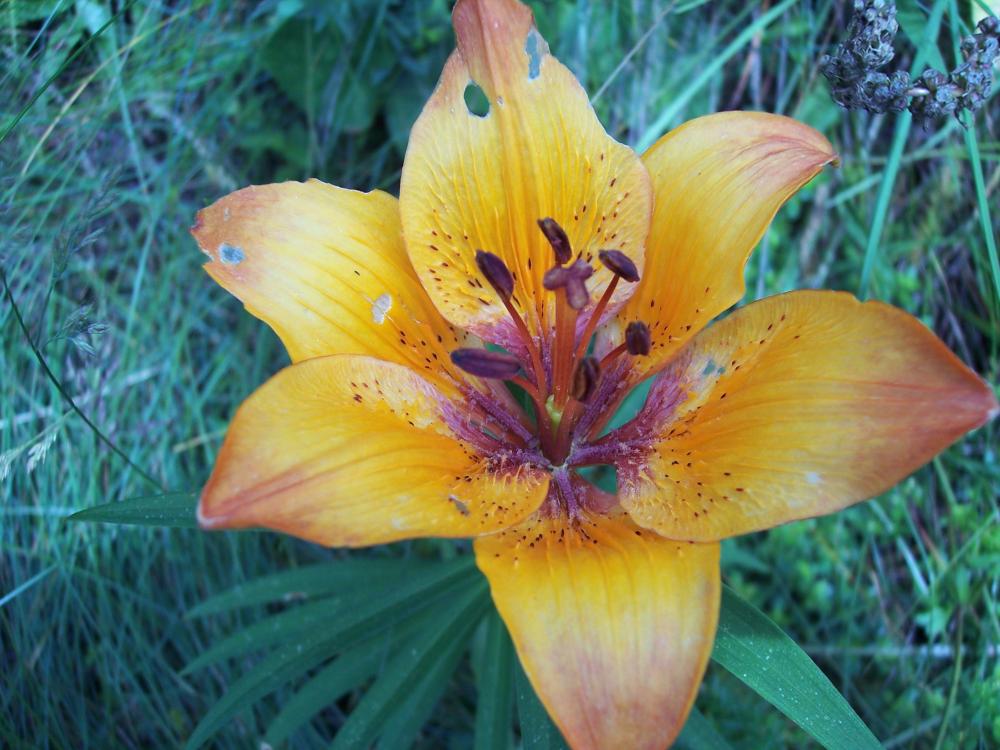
[858,0,949,297]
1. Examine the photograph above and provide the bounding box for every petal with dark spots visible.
[476,510,720,750]
[616,291,998,541]
[615,112,837,379]
[400,0,651,341]
[192,180,468,395]
[199,355,550,546]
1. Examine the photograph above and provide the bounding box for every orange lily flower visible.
[191,0,998,747]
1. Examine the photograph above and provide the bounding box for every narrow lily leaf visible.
[183,597,356,676]
[676,707,734,750]
[474,610,515,750]
[712,586,881,750]
[184,603,439,750]
[514,658,567,750]
[262,646,386,747]
[331,579,491,749]
[376,619,472,749]
[68,492,197,527]
[183,556,476,674]
[188,556,471,618]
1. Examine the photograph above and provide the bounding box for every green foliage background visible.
[2,0,998,747]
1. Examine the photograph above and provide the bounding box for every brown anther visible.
[543,259,593,310]
[537,217,572,265]
[598,249,639,283]
[450,348,522,379]
[625,321,651,356]
[571,356,600,402]
[475,250,514,301]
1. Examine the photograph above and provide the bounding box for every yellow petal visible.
[199,355,549,546]
[476,511,720,750]
[618,112,836,378]
[618,291,998,541]
[400,0,651,340]
[192,180,467,393]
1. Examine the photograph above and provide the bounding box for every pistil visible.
[542,259,593,406]
[475,250,547,392]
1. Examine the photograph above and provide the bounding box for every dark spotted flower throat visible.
[448,217,649,518]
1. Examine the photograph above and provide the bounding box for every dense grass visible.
[2,0,998,747]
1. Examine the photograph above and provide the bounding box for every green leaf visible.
[712,586,882,750]
[262,647,385,747]
[184,600,439,750]
[636,0,798,151]
[474,611,515,750]
[75,0,111,35]
[183,556,477,674]
[261,20,339,114]
[188,557,469,618]
[897,0,948,71]
[676,707,735,750]
[68,492,197,527]
[331,578,491,749]
[5,0,68,23]
[376,618,472,749]
[514,658,567,750]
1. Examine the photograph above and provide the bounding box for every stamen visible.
[475,250,514,301]
[625,321,651,356]
[474,249,546,393]
[574,248,640,363]
[571,356,599,403]
[450,348,522,379]
[463,384,534,444]
[537,217,572,265]
[598,249,639,282]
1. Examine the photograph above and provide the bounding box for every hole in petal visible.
[463,82,490,117]
[525,29,544,80]
[218,243,244,265]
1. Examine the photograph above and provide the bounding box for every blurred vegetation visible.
[2,0,998,747]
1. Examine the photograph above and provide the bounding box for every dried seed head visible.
[537,217,572,265]
[450,348,522,379]
[475,250,514,301]
[625,321,651,356]
[598,249,639,283]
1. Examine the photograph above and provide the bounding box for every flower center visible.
[449,218,651,471]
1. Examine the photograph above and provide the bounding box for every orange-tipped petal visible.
[192,180,467,394]
[617,112,836,378]
[199,355,549,546]
[400,0,651,341]
[617,291,998,542]
[476,511,720,750]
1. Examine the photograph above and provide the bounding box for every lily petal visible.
[617,291,998,542]
[400,0,651,342]
[192,180,467,394]
[199,355,550,546]
[476,511,720,750]
[617,112,836,378]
